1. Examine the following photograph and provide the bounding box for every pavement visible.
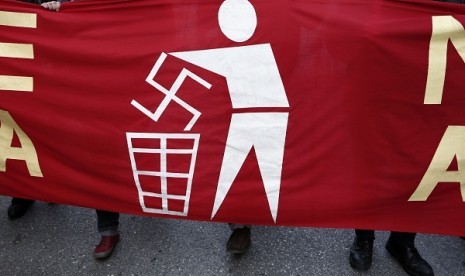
[0,197,464,276]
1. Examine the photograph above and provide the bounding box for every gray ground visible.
[0,197,463,276]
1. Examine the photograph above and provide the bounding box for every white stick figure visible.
[171,0,289,222]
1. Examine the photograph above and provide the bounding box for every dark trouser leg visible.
[389,232,416,247]
[8,197,35,219]
[96,209,119,236]
[228,223,251,230]
[355,229,375,241]
[226,223,251,254]
[386,232,433,275]
[11,197,34,205]
[350,230,375,271]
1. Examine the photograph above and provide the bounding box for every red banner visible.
[0,0,464,235]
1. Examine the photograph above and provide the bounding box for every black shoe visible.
[386,239,434,276]
[226,227,251,254]
[7,200,34,220]
[349,237,373,271]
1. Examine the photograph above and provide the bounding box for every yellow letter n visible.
[409,126,465,201]
[425,16,465,104]
[0,109,42,177]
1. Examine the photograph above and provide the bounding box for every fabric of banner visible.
[0,0,464,236]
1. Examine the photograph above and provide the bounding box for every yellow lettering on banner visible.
[0,11,37,92]
[409,126,465,201]
[0,11,36,28]
[0,75,33,92]
[0,110,42,177]
[425,16,465,104]
[0,42,34,59]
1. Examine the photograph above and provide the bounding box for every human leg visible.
[226,223,251,254]
[349,229,375,271]
[386,232,433,276]
[96,209,119,236]
[94,209,120,259]
[8,197,34,219]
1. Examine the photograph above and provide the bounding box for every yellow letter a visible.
[409,126,465,201]
[0,109,43,177]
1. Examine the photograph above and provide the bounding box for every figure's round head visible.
[218,0,257,42]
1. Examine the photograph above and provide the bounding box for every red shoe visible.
[93,234,119,259]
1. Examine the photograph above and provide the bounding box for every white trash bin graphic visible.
[127,133,200,216]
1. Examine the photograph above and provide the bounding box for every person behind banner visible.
[41,0,121,260]
[16,0,121,260]
[348,1,465,274]
[349,230,433,276]
[8,0,71,221]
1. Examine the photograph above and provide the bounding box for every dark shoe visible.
[461,237,465,241]
[7,200,34,219]
[349,237,373,271]
[93,234,119,259]
[226,227,251,254]
[386,239,434,276]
